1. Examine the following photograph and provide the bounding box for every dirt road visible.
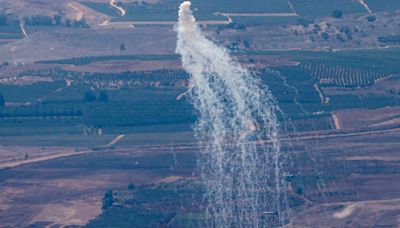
[2,125,399,170]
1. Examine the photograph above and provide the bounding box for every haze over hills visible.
[0,0,400,227]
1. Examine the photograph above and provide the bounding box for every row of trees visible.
[23,15,88,28]
[0,13,88,28]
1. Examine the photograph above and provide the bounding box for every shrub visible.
[102,190,114,210]
[297,18,312,27]
[128,183,136,190]
[321,32,330,41]
[367,15,376,22]
[83,91,97,102]
[332,10,343,19]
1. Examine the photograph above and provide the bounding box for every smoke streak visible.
[176,2,288,227]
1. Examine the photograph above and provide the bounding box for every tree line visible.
[0,13,88,28]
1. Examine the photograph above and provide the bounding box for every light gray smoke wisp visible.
[176,1,288,227]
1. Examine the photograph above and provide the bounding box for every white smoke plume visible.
[176,1,288,227]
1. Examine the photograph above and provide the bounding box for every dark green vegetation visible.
[0,12,88,45]
[0,24,23,40]
[87,178,303,227]
[22,15,88,28]
[86,181,205,227]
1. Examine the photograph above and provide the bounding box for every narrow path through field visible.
[19,22,27,37]
[0,149,92,169]
[313,83,327,104]
[36,79,73,103]
[109,0,126,16]
[106,134,125,147]
[331,113,342,130]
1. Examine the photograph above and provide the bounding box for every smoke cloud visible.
[176,2,288,227]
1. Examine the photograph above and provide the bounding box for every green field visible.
[0,80,66,102]
[291,0,367,18]
[365,0,400,12]
[36,54,179,65]
[0,24,23,39]
[231,16,299,26]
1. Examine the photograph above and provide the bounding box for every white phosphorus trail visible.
[176,1,288,227]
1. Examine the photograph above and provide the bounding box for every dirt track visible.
[0,134,125,170]
[3,124,399,170]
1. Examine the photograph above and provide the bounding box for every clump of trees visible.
[0,14,8,26]
[83,91,109,102]
[23,14,89,28]
[378,35,400,44]
[102,190,114,210]
[367,15,376,22]
[83,91,97,102]
[0,13,19,26]
[321,32,330,41]
[128,183,136,190]
[297,17,313,28]
[332,10,343,19]
[119,43,126,52]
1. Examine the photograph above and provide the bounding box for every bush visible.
[102,190,114,210]
[83,91,97,102]
[128,183,136,190]
[296,187,304,195]
[321,32,330,41]
[297,18,312,27]
[367,15,376,22]
[332,10,343,19]
[120,43,126,52]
